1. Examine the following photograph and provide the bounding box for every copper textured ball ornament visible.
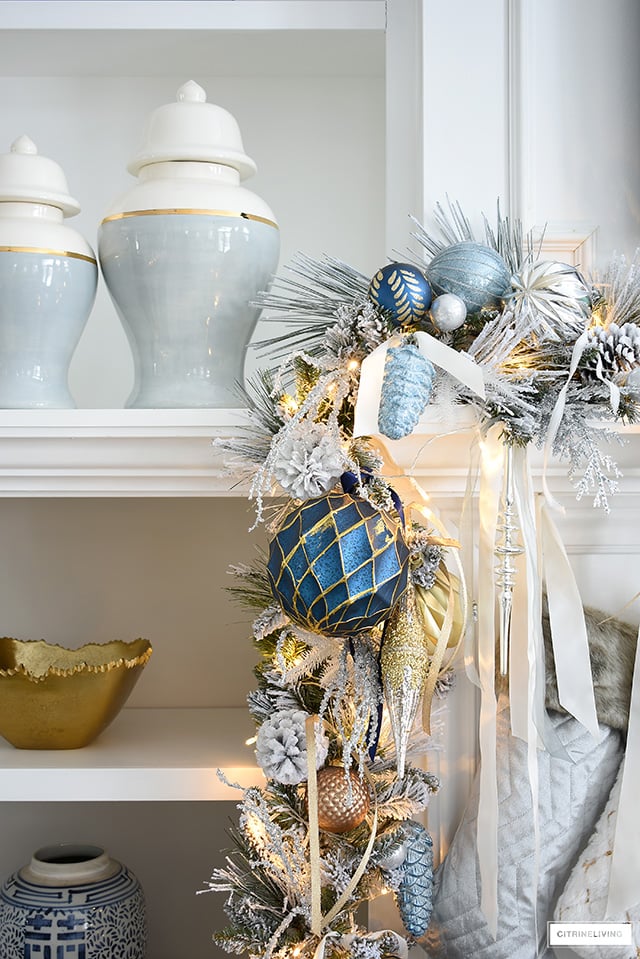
[316,766,371,833]
[429,292,467,332]
[368,262,432,327]
[267,492,410,637]
[426,241,510,314]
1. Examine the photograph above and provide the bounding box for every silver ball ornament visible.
[430,293,467,332]
[380,842,408,871]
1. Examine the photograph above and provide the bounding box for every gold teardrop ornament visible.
[380,584,430,779]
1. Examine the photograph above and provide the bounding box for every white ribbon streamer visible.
[477,429,502,938]
[511,446,544,947]
[539,502,601,741]
[606,624,640,917]
[542,330,589,510]
[353,331,485,438]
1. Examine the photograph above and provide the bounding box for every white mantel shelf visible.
[0,707,263,802]
[0,408,639,499]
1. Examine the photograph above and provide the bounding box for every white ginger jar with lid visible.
[98,80,280,408]
[0,135,97,408]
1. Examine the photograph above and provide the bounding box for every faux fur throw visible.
[553,764,640,959]
[543,599,637,733]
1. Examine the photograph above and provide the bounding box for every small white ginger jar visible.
[98,80,280,408]
[0,136,97,408]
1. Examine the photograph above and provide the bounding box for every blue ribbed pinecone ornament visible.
[378,341,435,440]
[395,820,434,938]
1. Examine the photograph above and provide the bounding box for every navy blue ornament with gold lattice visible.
[396,820,434,938]
[426,241,510,314]
[267,491,409,636]
[368,262,432,327]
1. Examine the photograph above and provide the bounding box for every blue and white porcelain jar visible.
[0,843,147,957]
[98,80,280,408]
[0,136,97,408]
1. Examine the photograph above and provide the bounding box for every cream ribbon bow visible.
[353,330,485,438]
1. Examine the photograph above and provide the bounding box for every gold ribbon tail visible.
[306,715,323,938]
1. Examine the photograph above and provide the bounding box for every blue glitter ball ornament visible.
[368,262,432,327]
[396,820,434,938]
[378,341,435,440]
[267,491,409,637]
[426,241,510,314]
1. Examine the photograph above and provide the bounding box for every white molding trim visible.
[506,0,536,224]
[535,226,599,274]
[0,409,637,498]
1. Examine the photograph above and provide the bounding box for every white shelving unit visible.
[0,2,410,955]
[2,3,636,956]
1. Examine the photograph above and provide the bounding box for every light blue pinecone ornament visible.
[395,820,434,938]
[378,340,435,440]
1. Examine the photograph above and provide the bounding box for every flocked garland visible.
[201,200,640,959]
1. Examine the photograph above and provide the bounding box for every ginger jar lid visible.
[127,80,258,180]
[0,135,81,216]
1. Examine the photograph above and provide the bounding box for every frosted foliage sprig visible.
[276,625,340,686]
[373,766,440,821]
[247,668,305,723]
[596,251,640,329]
[549,401,622,510]
[321,844,362,898]
[319,637,383,776]
[239,787,311,911]
[252,605,290,643]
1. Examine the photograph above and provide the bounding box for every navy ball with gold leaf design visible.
[267,491,410,637]
[368,262,432,327]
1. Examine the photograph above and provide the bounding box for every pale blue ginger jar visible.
[0,136,97,408]
[98,81,280,408]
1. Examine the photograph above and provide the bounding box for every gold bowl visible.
[0,637,152,749]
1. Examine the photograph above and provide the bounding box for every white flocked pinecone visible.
[582,321,640,380]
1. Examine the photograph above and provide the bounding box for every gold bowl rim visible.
[0,637,152,683]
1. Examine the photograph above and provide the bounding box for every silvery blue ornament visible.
[426,241,510,314]
[368,262,432,327]
[430,292,467,332]
[396,820,434,938]
[378,341,435,440]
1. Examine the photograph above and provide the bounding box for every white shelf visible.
[0,408,639,499]
[0,409,249,497]
[0,707,263,802]
[0,1,385,78]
